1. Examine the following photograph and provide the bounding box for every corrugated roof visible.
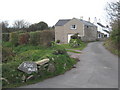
[55,19,96,27]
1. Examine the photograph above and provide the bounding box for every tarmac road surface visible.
[21,42,118,88]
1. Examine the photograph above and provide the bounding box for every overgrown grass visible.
[60,42,87,50]
[2,42,77,88]
[104,38,120,56]
[66,49,81,53]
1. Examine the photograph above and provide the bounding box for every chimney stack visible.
[94,17,97,24]
[88,17,90,22]
[80,16,83,20]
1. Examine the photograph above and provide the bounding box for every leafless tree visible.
[2,21,9,33]
[13,20,30,29]
[105,1,120,22]
[105,1,120,46]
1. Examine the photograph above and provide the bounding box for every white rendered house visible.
[94,18,110,38]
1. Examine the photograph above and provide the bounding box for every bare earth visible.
[20,42,118,88]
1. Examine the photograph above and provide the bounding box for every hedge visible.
[8,30,55,46]
[40,30,55,46]
[18,33,29,45]
[2,33,9,42]
[10,32,19,46]
[29,32,41,45]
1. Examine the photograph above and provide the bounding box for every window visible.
[98,34,101,38]
[71,25,77,30]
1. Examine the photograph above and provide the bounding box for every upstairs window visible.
[71,25,77,30]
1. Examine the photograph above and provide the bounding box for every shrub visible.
[49,41,57,47]
[2,47,15,62]
[10,32,19,46]
[53,49,67,55]
[69,39,81,48]
[56,40,60,43]
[69,33,82,48]
[18,33,29,45]
[71,33,81,39]
[2,42,13,47]
[2,33,9,42]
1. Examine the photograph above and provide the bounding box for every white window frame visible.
[70,25,77,30]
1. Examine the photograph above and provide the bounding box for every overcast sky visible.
[0,0,116,27]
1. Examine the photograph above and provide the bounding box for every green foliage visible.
[14,49,52,62]
[29,32,40,45]
[105,1,120,56]
[110,29,120,45]
[71,33,81,39]
[10,32,19,46]
[53,49,67,55]
[60,42,87,50]
[28,30,54,46]
[2,42,13,47]
[7,30,55,47]
[2,47,15,62]
[66,49,81,53]
[69,39,81,48]
[2,33,9,42]
[29,21,48,31]
[56,40,60,43]
[2,44,76,88]
[69,33,82,48]
[50,41,57,47]
[18,33,30,45]
[104,38,120,56]
[40,30,55,46]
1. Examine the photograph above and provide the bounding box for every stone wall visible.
[81,25,97,42]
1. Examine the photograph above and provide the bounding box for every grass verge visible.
[59,42,87,50]
[104,38,120,56]
[2,42,77,88]
[66,49,81,53]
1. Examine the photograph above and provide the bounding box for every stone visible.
[47,63,55,73]
[26,75,34,81]
[64,63,66,69]
[1,77,9,84]
[21,74,26,82]
[72,65,76,68]
[18,61,38,74]
[35,58,49,66]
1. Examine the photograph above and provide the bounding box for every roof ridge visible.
[59,19,71,20]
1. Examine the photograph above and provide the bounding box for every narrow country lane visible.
[21,42,118,88]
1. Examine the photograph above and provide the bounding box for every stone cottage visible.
[55,18,97,44]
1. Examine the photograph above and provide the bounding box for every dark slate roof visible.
[55,19,96,27]
[97,23,105,27]
[80,19,96,27]
[55,19,70,26]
